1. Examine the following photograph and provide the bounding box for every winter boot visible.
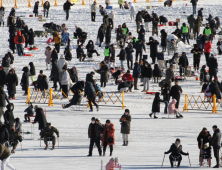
[44,144,49,150]
[103,151,106,156]
[154,116,158,119]
[97,106,99,112]
[11,149,15,153]
[149,113,153,118]
[122,141,125,146]
[126,141,128,146]
[51,145,55,150]
[110,152,112,156]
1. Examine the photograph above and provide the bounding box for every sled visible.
[26,47,38,50]
[29,15,33,17]
[24,54,33,56]
[35,31,48,37]
[158,24,165,27]
[46,38,53,44]
[168,21,174,26]
[146,92,157,94]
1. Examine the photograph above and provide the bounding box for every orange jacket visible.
[14,31,25,44]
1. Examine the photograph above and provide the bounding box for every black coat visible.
[86,43,95,51]
[170,85,182,99]
[197,131,211,149]
[146,40,159,57]
[21,67,29,90]
[63,0,73,10]
[200,68,207,82]
[191,47,202,59]
[6,72,18,95]
[28,29,35,45]
[84,81,96,99]
[160,31,167,47]
[99,64,108,83]
[165,143,188,156]
[135,12,142,22]
[125,46,134,60]
[208,81,221,99]
[29,62,36,76]
[24,105,34,116]
[142,65,152,78]
[4,103,15,130]
[106,26,112,39]
[43,1,50,10]
[215,17,220,30]
[0,70,6,87]
[51,62,61,81]
[86,73,94,84]
[68,68,78,83]
[7,52,14,64]
[208,57,218,76]
[98,26,105,42]
[153,64,162,77]
[2,56,11,67]
[178,55,189,68]
[34,108,47,130]
[210,128,221,148]
[118,49,126,61]
[135,42,146,52]
[51,49,58,62]
[152,16,159,28]
[133,62,141,78]
[116,28,123,40]
[0,89,9,107]
[191,0,198,5]
[37,75,48,90]
[70,81,85,93]
[152,92,164,112]
[118,81,131,90]
[0,125,9,144]
[70,92,82,105]
[64,48,72,61]
[9,34,16,52]
[144,14,151,22]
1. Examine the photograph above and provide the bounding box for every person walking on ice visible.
[0,143,16,170]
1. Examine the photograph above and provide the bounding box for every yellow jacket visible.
[53,31,61,44]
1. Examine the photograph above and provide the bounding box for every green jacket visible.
[118,0,123,4]
[41,126,59,137]
[0,144,10,161]
[120,114,131,134]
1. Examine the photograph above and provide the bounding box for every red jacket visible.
[122,73,134,82]
[102,123,115,146]
[204,41,211,53]
[14,31,25,44]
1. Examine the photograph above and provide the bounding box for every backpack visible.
[18,35,23,43]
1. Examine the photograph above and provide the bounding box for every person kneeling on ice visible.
[106,157,121,170]
[8,126,22,153]
[165,138,189,168]
[168,99,183,118]
[41,123,59,150]
[149,92,166,118]
[62,89,82,109]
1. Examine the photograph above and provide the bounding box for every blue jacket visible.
[133,62,141,78]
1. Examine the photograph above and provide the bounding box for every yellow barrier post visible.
[41,0,44,7]
[54,0,58,6]
[14,0,18,8]
[146,0,150,2]
[95,0,97,5]
[212,94,217,113]
[122,91,125,109]
[173,0,176,2]
[0,0,3,7]
[82,0,85,5]
[26,87,30,104]
[133,0,137,3]
[48,88,54,106]
[183,93,188,112]
[158,0,163,2]
[28,0,32,7]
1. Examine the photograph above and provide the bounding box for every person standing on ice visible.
[60,66,70,98]
[91,1,97,22]
[149,92,165,119]
[45,46,52,70]
[33,105,47,132]
[53,31,61,53]
[43,0,50,18]
[14,31,25,56]
[208,125,221,168]
[29,62,36,85]
[181,23,190,45]
[6,69,18,100]
[0,143,16,170]
[191,0,198,15]
[63,0,74,21]
[33,1,39,17]
[119,109,131,146]
[170,80,182,109]
[87,117,103,156]
[164,138,189,168]
[20,66,29,96]
[108,10,115,29]
[129,2,135,21]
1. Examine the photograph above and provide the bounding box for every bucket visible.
[196,76,199,81]
[29,15,33,17]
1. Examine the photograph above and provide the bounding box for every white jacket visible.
[57,58,68,71]
[0,10,5,22]
[108,11,115,20]
[61,71,70,85]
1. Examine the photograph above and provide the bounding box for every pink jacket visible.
[168,99,179,114]
[106,159,120,170]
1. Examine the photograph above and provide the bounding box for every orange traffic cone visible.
[196,76,199,81]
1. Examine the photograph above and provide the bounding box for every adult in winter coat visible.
[77,32,87,46]
[210,20,217,36]
[103,14,109,30]
[141,62,152,92]
[7,15,15,27]
[6,69,18,100]
[203,24,211,36]
[191,44,202,71]
[181,23,190,44]
[168,99,183,118]
[76,45,86,62]
[164,0,172,7]
[28,28,35,49]
[207,78,221,99]
[37,75,48,92]
[0,87,9,118]
[105,24,112,44]
[64,46,72,61]
[84,81,98,112]
[129,2,135,21]
[45,46,52,70]
[118,0,123,9]
[217,39,222,55]
[63,0,74,20]
[198,8,203,21]
[146,37,159,64]
[108,10,115,29]
[170,80,182,108]
[200,65,207,84]
[0,122,9,144]
[14,31,25,56]
[0,143,16,169]
[20,67,29,95]
[149,92,165,118]
[135,11,142,32]
[2,54,11,74]
[86,40,99,58]
[153,64,162,83]
[91,1,98,22]
[188,14,195,33]
[60,66,70,98]
[116,25,123,47]
[117,45,126,69]
[209,125,221,168]
[133,61,141,90]
[102,120,115,156]
[22,25,29,48]
[87,117,103,156]
[138,25,145,43]
[97,24,105,47]
[0,7,5,26]
[152,13,159,36]
[144,12,151,32]
[33,105,47,130]
[7,52,14,65]
[67,67,78,83]
[43,1,50,18]
[53,31,61,53]
[24,102,34,122]
[51,48,58,62]
[178,52,189,76]
[193,16,202,39]
[208,54,218,82]
[191,0,198,14]
[125,43,134,70]
[204,39,211,65]
[15,17,24,29]
[159,15,168,25]
[57,55,68,71]
[29,62,36,83]
[4,103,14,130]
[122,70,134,91]
[165,138,189,167]
[98,61,108,87]
[160,29,167,52]
[0,67,6,88]
[165,64,174,89]
[51,61,61,91]
[41,123,59,150]
[215,17,220,30]
[197,127,211,149]
[135,39,146,62]
[9,33,16,54]
[120,109,131,146]
[33,1,39,17]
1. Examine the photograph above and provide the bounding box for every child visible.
[29,62,36,84]
[168,99,183,118]
[45,46,52,70]
[15,117,22,133]
[161,83,170,114]
[149,92,165,118]
[106,157,121,170]
[24,102,34,122]
[200,65,207,85]
[200,142,211,167]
